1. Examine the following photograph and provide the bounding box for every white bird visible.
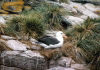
[37,31,67,49]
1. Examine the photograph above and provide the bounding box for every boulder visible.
[47,66,75,70]
[0,65,22,70]
[1,35,15,40]
[6,40,28,51]
[57,57,72,67]
[0,16,6,25]
[69,2,99,19]
[84,3,96,11]
[71,64,90,70]
[49,57,73,68]
[65,16,84,25]
[0,50,47,70]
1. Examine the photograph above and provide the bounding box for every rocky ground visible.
[0,0,100,70]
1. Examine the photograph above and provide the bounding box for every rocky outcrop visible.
[0,17,6,25]
[0,50,47,70]
[0,65,22,70]
[0,39,28,51]
[48,57,90,70]
[71,0,100,5]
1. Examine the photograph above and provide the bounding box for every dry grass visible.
[39,37,76,60]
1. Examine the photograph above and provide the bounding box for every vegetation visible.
[66,18,100,70]
[4,13,45,39]
[1,0,100,70]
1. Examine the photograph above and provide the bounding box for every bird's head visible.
[56,31,67,39]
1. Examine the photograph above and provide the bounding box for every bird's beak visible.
[63,34,68,39]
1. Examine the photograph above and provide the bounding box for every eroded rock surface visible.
[0,50,47,70]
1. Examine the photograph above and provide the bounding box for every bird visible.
[37,31,67,49]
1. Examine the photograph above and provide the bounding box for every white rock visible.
[57,57,72,67]
[71,64,90,70]
[6,40,28,51]
[48,66,75,70]
[69,2,99,19]
[84,3,96,11]
[30,38,38,44]
[1,35,15,40]
[1,51,20,57]
[0,16,6,24]
[80,15,88,20]
[65,16,84,25]
[20,50,44,58]
[60,3,78,13]
[30,45,41,50]
[82,9,99,19]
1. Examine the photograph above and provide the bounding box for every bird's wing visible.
[38,36,60,45]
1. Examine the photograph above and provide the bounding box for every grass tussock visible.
[4,14,45,39]
[65,17,100,69]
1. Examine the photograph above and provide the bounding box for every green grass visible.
[4,13,45,39]
[22,2,69,30]
[66,17,100,69]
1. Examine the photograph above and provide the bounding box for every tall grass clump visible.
[4,11,45,39]
[66,17,100,69]
[33,2,68,30]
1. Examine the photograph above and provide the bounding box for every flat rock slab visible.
[0,65,22,70]
[47,66,75,70]
[6,40,28,51]
[0,50,47,70]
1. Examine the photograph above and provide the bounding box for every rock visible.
[0,65,22,70]
[6,40,28,51]
[30,38,38,44]
[65,16,84,25]
[0,16,6,25]
[84,3,96,11]
[1,35,15,40]
[30,45,41,50]
[70,2,99,19]
[0,50,47,70]
[57,57,72,67]
[80,15,88,20]
[71,64,90,70]
[60,3,78,13]
[0,10,9,14]
[2,1,24,13]
[47,66,75,70]
[49,57,73,68]
[82,9,99,19]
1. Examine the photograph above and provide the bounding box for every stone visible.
[71,64,90,70]
[0,65,22,70]
[82,9,99,19]
[0,50,47,70]
[0,16,6,25]
[30,38,38,44]
[1,35,15,40]
[80,15,88,20]
[47,66,75,70]
[6,40,28,51]
[49,57,73,68]
[84,3,96,11]
[30,45,41,50]
[70,2,99,19]
[57,57,72,67]
[65,16,84,25]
